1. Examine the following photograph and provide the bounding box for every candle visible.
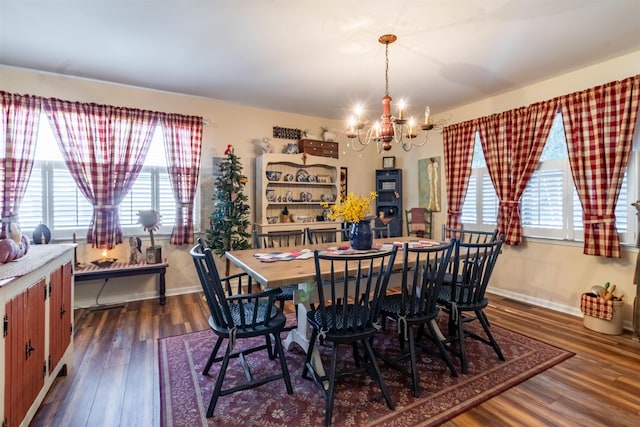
[398,100,405,119]
[354,105,363,124]
[424,105,431,125]
[102,249,108,262]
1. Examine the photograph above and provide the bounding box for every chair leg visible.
[362,338,394,410]
[457,311,468,374]
[476,309,504,361]
[407,326,420,398]
[207,343,232,417]
[426,319,458,377]
[203,336,223,375]
[266,333,275,359]
[302,328,318,379]
[273,330,293,394]
[325,343,340,426]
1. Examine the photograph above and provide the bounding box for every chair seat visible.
[381,294,438,321]
[307,305,373,333]
[210,302,286,337]
[277,284,297,300]
[437,286,489,311]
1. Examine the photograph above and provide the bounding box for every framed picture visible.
[382,156,396,169]
[340,167,348,202]
[418,156,442,212]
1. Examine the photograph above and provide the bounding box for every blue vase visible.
[349,221,373,250]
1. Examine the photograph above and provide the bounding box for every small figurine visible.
[259,137,274,153]
[128,236,142,264]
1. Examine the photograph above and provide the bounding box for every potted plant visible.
[322,191,377,250]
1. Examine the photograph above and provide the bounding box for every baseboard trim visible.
[488,286,633,332]
[73,284,202,309]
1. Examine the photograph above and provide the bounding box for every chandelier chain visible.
[384,43,390,97]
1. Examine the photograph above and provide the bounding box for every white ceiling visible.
[1,0,640,121]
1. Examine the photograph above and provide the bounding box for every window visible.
[18,114,197,241]
[461,112,636,243]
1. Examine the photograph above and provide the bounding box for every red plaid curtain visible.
[443,120,476,231]
[160,114,202,245]
[43,99,158,249]
[0,92,41,238]
[477,100,558,245]
[560,75,640,258]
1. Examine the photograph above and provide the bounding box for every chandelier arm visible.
[412,132,429,147]
[351,128,376,151]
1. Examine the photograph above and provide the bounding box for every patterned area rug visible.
[159,315,573,426]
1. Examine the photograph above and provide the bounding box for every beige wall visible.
[3,49,640,328]
[1,65,365,306]
[392,50,640,327]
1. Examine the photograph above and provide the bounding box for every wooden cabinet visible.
[298,139,339,159]
[49,261,72,374]
[5,278,45,427]
[255,153,342,234]
[0,245,74,427]
[375,168,403,237]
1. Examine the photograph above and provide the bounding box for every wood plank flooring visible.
[31,293,640,426]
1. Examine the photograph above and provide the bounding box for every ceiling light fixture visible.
[346,34,441,153]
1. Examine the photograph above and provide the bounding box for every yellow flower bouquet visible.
[322,191,378,223]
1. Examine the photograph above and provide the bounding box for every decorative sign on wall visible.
[418,157,441,212]
[340,167,348,202]
[273,126,301,140]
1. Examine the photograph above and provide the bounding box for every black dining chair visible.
[190,238,293,417]
[442,225,499,243]
[302,245,399,426]
[440,226,500,298]
[252,229,306,328]
[306,227,347,244]
[371,218,391,239]
[438,237,505,373]
[378,240,457,397]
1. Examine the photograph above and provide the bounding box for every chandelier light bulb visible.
[398,99,405,119]
[424,106,431,125]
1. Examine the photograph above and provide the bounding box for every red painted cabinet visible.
[0,245,74,427]
[4,279,46,427]
[49,262,72,373]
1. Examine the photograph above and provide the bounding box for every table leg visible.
[159,271,166,305]
[284,283,326,379]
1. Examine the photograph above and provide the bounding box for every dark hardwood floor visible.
[31,293,640,426]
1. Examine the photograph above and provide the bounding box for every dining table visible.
[225,236,443,377]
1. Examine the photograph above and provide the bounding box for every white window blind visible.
[17,113,194,241]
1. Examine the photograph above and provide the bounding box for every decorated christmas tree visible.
[205,144,251,275]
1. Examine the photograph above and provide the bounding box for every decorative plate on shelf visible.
[296,169,309,182]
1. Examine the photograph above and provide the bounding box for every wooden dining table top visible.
[225,236,440,288]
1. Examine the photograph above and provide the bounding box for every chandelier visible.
[346,34,439,153]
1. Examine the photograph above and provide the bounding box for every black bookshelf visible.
[375,168,403,237]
